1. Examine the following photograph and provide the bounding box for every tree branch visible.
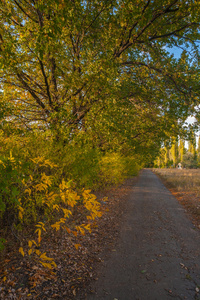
[38,59,52,107]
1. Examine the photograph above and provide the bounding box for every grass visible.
[152,168,200,194]
[152,168,200,227]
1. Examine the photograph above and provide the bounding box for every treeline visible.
[154,133,200,169]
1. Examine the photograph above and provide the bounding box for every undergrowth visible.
[0,130,141,269]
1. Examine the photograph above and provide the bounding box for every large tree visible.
[0,0,199,148]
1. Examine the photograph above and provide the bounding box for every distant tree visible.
[164,147,170,167]
[197,135,200,167]
[188,130,196,156]
[178,139,185,162]
[170,138,179,167]
[182,152,198,169]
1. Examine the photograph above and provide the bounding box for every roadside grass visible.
[152,168,200,227]
[152,169,200,193]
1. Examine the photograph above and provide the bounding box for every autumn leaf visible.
[19,247,25,257]
[74,244,81,250]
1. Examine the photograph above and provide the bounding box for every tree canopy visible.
[0,0,200,153]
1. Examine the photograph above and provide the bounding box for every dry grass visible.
[152,168,200,228]
[152,168,200,193]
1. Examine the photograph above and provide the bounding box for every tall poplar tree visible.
[188,130,196,157]
[178,139,185,162]
[171,138,179,167]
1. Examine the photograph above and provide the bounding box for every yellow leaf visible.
[82,224,91,232]
[18,211,23,220]
[0,160,6,168]
[28,240,33,248]
[76,226,85,235]
[28,249,32,255]
[35,249,41,256]
[40,252,53,261]
[40,261,52,269]
[19,247,25,257]
[74,244,81,250]
[72,231,77,237]
[53,204,60,211]
[38,222,45,226]
[65,227,71,234]
[51,223,60,231]
[51,261,57,268]
[31,240,38,246]
[38,229,41,244]
[62,208,72,218]
[25,188,31,196]
[3,276,6,282]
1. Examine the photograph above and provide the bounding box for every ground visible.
[1,170,200,299]
[81,170,200,300]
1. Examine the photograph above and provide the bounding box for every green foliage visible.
[182,153,198,169]
[0,0,199,147]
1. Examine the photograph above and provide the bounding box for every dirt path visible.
[83,169,200,300]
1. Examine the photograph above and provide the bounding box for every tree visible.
[182,152,198,169]
[164,146,170,167]
[188,130,196,156]
[170,137,179,167]
[196,135,200,166]
[178,138,185,162]
[0,0,199,151]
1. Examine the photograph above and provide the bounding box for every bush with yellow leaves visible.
[0,149,102,269]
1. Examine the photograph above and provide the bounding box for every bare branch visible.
[13,0,38,23]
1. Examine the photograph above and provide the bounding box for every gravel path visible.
[86,169,200,300]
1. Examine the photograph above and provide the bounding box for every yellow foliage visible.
[41,173,52,187]
[34,182,48,192]
[40,252,54,261]
[19,247,25,257]
[24,188,31,196]
[31,157,57,168]
[35,249,41,256]
[53,204,60,211]
[35,228,42,244]
[82,224,91,233]
[75,226,85,235]
[51,222,60,231]
[1,149,102,271]
[0,160,6,168]
[62,208,72,218]
[39,261,53,269]
[18,205,24,220]
[8,151,15,163]
[74,244,81,250]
